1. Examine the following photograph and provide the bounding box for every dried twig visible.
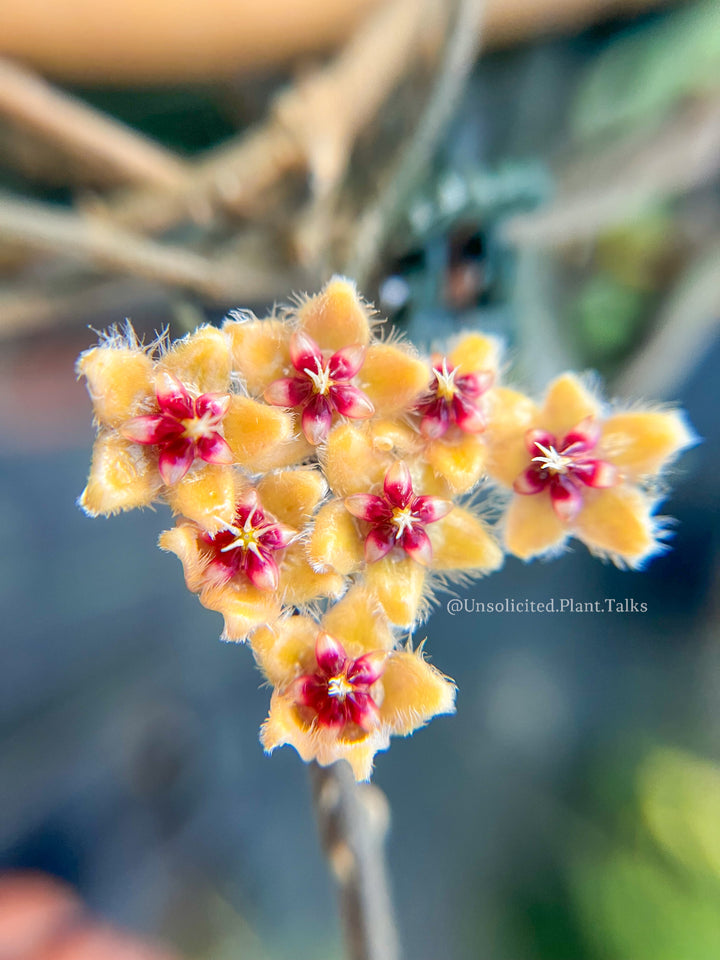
[0,57,188,191]
[502,96,720,248]
[614,239,720,399]
[0,192,292,301]
[0,277,168,339]
[310,762,400,960]
[346,0,486,286]
[91,0,447,236]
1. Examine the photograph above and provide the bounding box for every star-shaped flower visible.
[485,374,695,565]
[78,324,303,530]
[253,587,456,780]
[513,417,617,523]
[409,333,501,496]
[121,373,233,485]
[344,461,453,565]
[416,355,493,439]
[308,435,503,627]
[160,470,345,640]
[198,490,296,591]
[292,631,387,731]
[264,330,374,444]
[224,276,432,435]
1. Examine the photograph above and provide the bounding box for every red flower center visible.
[293,632,386,731]
[513,418,618,522]
[121,373,233,485]
[264,331,374,445]
[344,461,453,566]
[415,355,493,439]
[200,491,295,591]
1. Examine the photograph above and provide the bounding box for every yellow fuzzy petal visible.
[260,693,381,781]
[79,432,160,516]
[165,463,236,532]
[158,325,231,394]
[425,433,487,495]
[340,741,382,782]
[379,650,456,737]
[484,387,537,487]
[364,555,427,628]
[307,501,364,575]
[360,343,429,417]
[77,345,154,428]
[158,523,208,593]
[224,317,290,395]
[448,332,499,373]
[324,424,377,496]
[201,580,281,642]
[487,387,537,438]
[223,397,305,471]
[541,373,600,438]
[324,422,419,497]
[257,468,327,527]
[280,544,345,606]
[430,507,503,572]
[600,411,693,480]
[321,586,395,658]
[296,276,371,349]
[504,494,567,560]
[368,418,419,456]
[252,615,318,686]
[573,486,656,566]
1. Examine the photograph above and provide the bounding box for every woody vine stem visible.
[311,762,400,960]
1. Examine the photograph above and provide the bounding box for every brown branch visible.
[613,238,720,399]
[0,57,188,191]
[0,192,294,302]
[502,96,720,249]
[346,0,486,286]
[91,0,447,236]
[310,762,400,960]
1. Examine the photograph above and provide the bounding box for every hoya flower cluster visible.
[78,278,693,780]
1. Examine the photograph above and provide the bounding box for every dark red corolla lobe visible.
[264,331,374,445]
[416,354,493,439]
[513,417,618,522]
[293,632,387,730]
[121,373,233,484]
[344,461,453,565]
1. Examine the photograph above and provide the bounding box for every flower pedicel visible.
[78,277,694,779]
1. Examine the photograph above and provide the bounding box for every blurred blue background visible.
[1,2,719,958]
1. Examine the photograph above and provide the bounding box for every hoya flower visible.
[159,469,345,640]
[416,355,493,439]
[121,373,232,485]
[293,632,386,731]
[78,325,302,530]
[253,587,456,781]
[411,333,501,495]
[224,276,431,433]
[485,373,694,566]
[513,418,617,523]
[344,461,453,566]
[309,435,503,626]
[195,491,296,591]
[264,330,374,445]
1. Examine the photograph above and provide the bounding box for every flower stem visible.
[310,761,401,960]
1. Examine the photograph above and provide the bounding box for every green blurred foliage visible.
[573,274,648,362]
[572,0,720,142]
[639,747,720,880]
[571,747,720,960]
[572,846,720,960]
